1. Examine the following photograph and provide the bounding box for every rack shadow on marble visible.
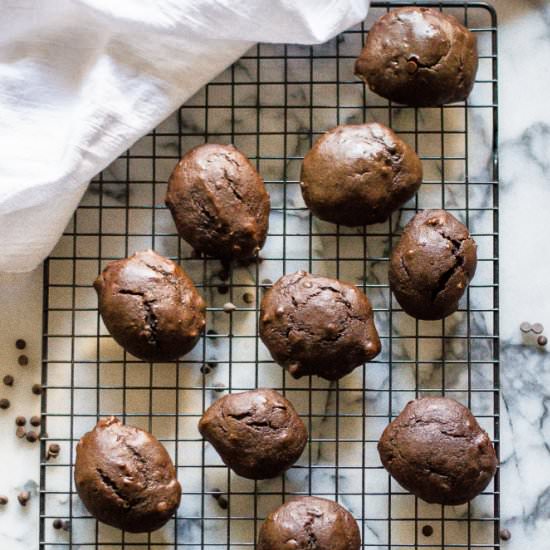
[40,2,499,549]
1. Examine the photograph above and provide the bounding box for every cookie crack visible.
[96,468,133,509]
[430,229,467,301]
[117,288,158,346]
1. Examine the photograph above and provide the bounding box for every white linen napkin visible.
[0,0,370,273]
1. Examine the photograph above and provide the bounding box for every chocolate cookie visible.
[378,397,497,505]
[74,417,181,532]
[94,250,205,362]
[300,123,422,226]
[389,209,477,320]
[165,143,270,260]
[199,388,307,479]
[260,271,381,380]
[355,7,478,106]
[258,496,361,550]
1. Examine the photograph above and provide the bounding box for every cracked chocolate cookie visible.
[94,250,205,362]
[199,388,307,479]
[300,123,422,226]
[355,7,478,106]
[259,271,381,381]
[74,417,181,532]
[378,397,497,505]
[165,143,270,260]
[389,209,477,320]
[258,496,361,550]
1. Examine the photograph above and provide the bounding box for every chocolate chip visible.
[213,383,225,393]
[422,525,434,537]
[30,416,41,427]
[211,488,222,499]
[538,335,548,347]
[499,528,511,541]
[15,339,27,350]
[217,495,229,509]
[532,323,544,334]
[16,427,26,439]
[32,384,43,395]
[62,520,71,532]
[520,322,532,333]
[52,519,63,529]
[18,355,29,366]
[218,269,230,281]
[17,491,30,506]
[3,375,14,387]
[261,278,273,286]
[200,365,211,375]
[242,292,254,304]
[0,398,10,410]
[217,284,229,295]
[26,431,38,443]
[15,416,26,427]
[223,302,236,314]
[0,496,8,505]
[47,443,61,460]
[206,329,218,338]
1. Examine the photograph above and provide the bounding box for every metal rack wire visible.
[40,2,499,548]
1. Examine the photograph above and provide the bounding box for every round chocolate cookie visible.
[260,271,381,381]
[165,143,270,260]
[74,417,181,532]
[389,209,477,320]
[378,397,497,505]
[94,250,205,362]
[198,388,307,479]
[300,123,422,226]
[258,496,361,550]
[355,7,478,106]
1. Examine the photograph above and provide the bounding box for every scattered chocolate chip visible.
[0,398,10,410]
[242,292,254,304]
[15,416,26,427]
[18,355,29,366]
[520,322,532,333]
[0,496,8,505]
[30,416,41,427]
[218,269,230,281]
[261,278,273,286]
[62,520,71,532]
[213,383,225,393]
[26,431,38,443]
[223,302,236,314]
[16,339,27,350]
[17,491,30,506]
[16,427,26,439]
[211,488,222,500]
[200,365,211,375]
[537,335,548,347]
[47,443,61,460]
[532,323,544,335]
[422,525,434,537]
[52,519,63,530]
[32,384,43,395]
[206,329,218,338]
[217,495,229,510]
[499,528,511,541]
[2,375,14,387]
[217,284,229,295]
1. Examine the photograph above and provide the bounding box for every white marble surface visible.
[0,1,548,549]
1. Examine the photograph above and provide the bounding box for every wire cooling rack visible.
[40,2,499,549]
